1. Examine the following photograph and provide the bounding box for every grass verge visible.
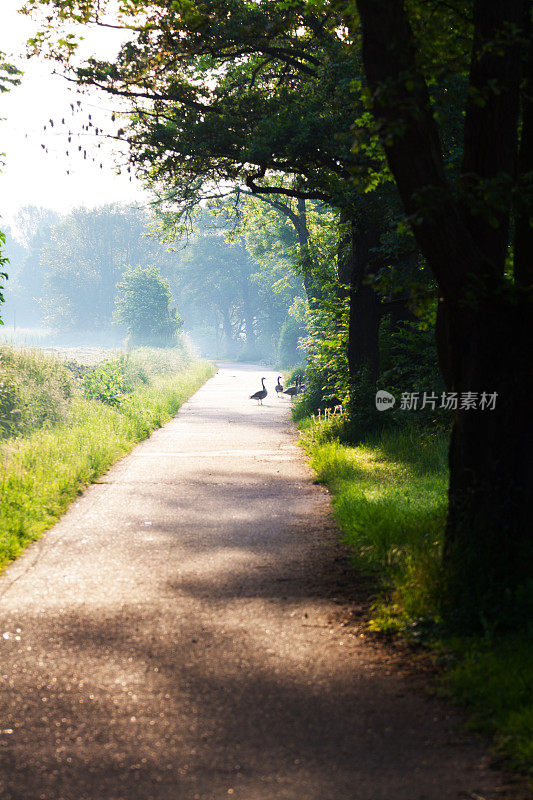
[300,419,533,781]
[0,359,215,572]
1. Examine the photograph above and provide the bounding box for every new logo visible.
[375,390,395,411]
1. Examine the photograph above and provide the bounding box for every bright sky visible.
[0,0,148,234]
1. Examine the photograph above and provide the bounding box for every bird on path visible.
[250,377,267,405]
[275,376,284,397]
[283,376,300,399]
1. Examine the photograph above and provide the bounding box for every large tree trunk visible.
[514,22,533,288]
[337,212,381,384]
[355,0,532,627]
[437,298,533,625]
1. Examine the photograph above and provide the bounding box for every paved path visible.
[0,365,497,800]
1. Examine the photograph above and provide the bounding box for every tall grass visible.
[0,345,75,437]
[0,356,215,571]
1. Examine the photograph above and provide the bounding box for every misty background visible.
[0,203,308,365]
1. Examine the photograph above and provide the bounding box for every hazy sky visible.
[0,0,148,233]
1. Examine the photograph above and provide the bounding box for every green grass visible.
[301,420,533,780]
[443,635,533,775]
[302,423,448,628]
[0,358,215,571]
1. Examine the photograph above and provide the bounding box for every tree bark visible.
[337,211,381,383]
[438,298,533,625]
[347,222,381,383]
[514,16,533,288]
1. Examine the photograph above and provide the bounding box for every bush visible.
[295,314,449,440]
[77,345,192,407]
[114,265,183,347]
[81,360,142,406]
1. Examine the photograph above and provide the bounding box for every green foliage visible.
[114,264,183,347]
[278,315,307,368]
[302,424,448,630]
[443,634,533,777]
[295,310,446,438]
[81,360,141,406]
[27,0,381,218]
[380,317,443,394]
[368,318,448,434]
[0,52,22,95]
[295,296,350,416]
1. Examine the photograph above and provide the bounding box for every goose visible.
[283,376,300,398]
[250,377,267,405]
[275,376,284,397]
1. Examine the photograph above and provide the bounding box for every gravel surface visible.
[0,364,502,799]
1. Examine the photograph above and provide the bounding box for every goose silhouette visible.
[250,377,267,405]
[283,376,300,398]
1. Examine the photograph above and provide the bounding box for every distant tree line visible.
[2,203,307,360]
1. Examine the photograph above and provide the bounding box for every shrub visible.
[81,361,135,406]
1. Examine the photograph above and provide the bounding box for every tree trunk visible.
[342,216,381,384]
[241,281,256,348]
[348,227,381,383]
[514,20,533,288]
[220,306,234,357]
[437,298,533,627]
[355,0,532,628]
[296,198,322,306]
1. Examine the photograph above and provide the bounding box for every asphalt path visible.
[0,364,498,799]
